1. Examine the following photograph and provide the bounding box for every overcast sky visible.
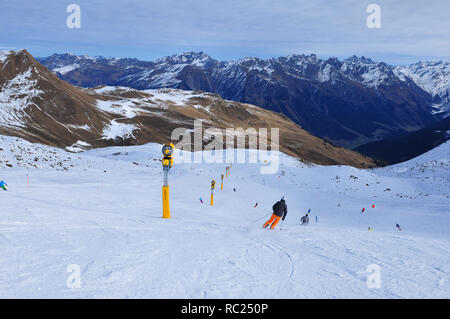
[1,0,449,64]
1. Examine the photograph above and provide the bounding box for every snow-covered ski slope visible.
[0,136,449,298]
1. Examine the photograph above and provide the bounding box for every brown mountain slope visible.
[0,49,107,147]
[0,49,376,168]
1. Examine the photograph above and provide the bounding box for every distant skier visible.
[263,196,288,230]
[396,224,402,231]
[300,213,309,225]
[361,207,365,214]
[199,197,203,204]
[233,188,236,192]
[0,180,7,191]
[254,202,258,208]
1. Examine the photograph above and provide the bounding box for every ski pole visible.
[252,213,271,223]
[279,219,284,231]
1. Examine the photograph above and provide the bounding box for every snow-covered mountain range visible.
[0,49,375,168]
[37,51,447,148]
[394,61,450,116]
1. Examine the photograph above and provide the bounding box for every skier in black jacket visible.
[263,196,288,229]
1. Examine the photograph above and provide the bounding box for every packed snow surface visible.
[0,136,449,298]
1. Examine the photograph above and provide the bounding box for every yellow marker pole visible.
[162,185,170,218]
[211,180,216,206]
[161,143,174,219]
[221,174,224,190]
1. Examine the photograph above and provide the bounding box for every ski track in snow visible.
[0,137,449,298]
